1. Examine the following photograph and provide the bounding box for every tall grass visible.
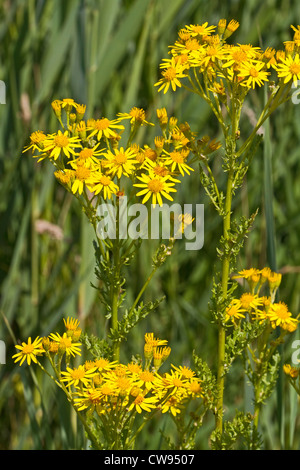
[1,0,300,449]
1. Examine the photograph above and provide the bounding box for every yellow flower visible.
[268,272,282,290]
[154,57,187,94]
[137,370,157,391]
[61,98,79,112]
[13,337,44,366]
[87,117,124,141]
[71,165,92,195]
[61,365,98,388]
[49,332,81,357]
[54,169,74,186]
[163,149,194,176]
[225,299,246,323]
[117,107,153,127]
[267,302,298,331]
[94,357,117,373]
[184,22,216,38]
[159,370,189,395]
[104,147,137,178]
[171,364,196,379]
[144,332,168,348]
[186,379,202,397]
[239,293,264,311]
[76,104,86,121]
[276,53,300,85]
[156,107,168,126]
[177,213,195,235]
[51,99,62,118]
[63,317,80,331]
[223,19,240,39]
[159,395,182,416]
[283,364,299,378]
[134,173,178,207]
[74,387,103,412]
[63,316,82,340]
[43,130,82,160]
[69,144,104,169]
[127,362,143,377]
[23,131,47,154]
[171,38,203,57]
[190,44,226,69]
[142,159,178,181]
[152,347,171,369]
[127,394,157,414]
[87,172,119,199]
[238,61,270,89]
[232,268,261,280]
[218,19,227,36]
[104,374,134,397]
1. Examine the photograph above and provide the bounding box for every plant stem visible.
[215,168,234,433]
[215,94,239,434]
[111,192,121,362]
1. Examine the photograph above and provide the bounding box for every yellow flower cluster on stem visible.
[23,98,200,362]
[154,19,300,439]
[13,321,202,450]
[229,267,299,441]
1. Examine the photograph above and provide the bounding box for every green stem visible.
[111,192,121,362]
[215,168,234,433]
[128,264,159,317]
[215,95,239,434]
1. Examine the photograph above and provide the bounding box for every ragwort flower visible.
[13,336,44,366]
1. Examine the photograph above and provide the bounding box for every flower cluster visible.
[154,19,300,95]
[23,99,201,207]
[226,267,299,332]
[13,319,202,421]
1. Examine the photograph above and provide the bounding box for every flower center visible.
[114,152,127,164]
[134,395,144,404]
[289,63,300,75]
[172,378,184,387]
[71,368,86,380]
[163,67,177,81]
[275,304,290,319]
[95,118,110,130]
[249,67,259,78]
[139,371,155,382]
[206,46,218,57]
[54,134,69,147]
[79,148,94,160]
[75,167,91,180]
[240,293,254,308]
[154,166,168,177]
[130,107,145,121]
[23,344,34,355]
[100,385,114,396]
[170,151,184,163]
[99,175,112,186]
[147,179,164,193]
[232,50,248,62]
[185,39,200,50]
[95,358,110,369]
[60,337,72,348]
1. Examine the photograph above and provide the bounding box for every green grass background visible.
[1,0,300,450]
